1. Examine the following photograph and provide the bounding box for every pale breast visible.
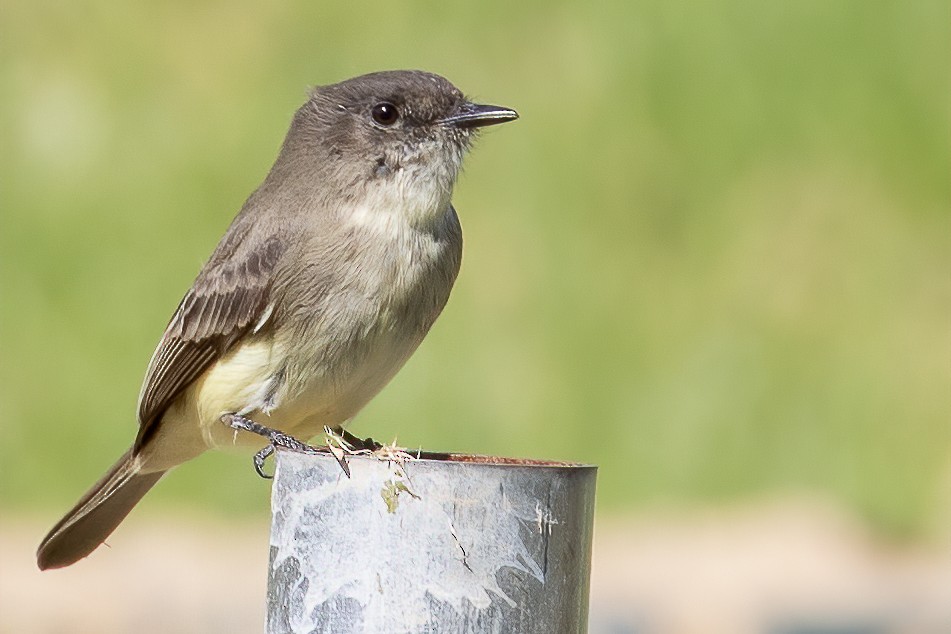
[260,204,462,439]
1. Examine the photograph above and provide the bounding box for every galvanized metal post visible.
[266,449,597,634]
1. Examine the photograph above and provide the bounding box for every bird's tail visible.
[36,449,165,570]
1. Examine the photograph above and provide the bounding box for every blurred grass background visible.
[1,0,947,542]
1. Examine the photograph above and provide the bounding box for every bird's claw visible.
[221,413,351,479]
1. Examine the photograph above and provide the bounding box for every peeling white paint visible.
[269,456,549,633]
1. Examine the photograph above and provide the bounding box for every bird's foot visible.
[221,413,351,479]
[370,441,418,467]
[325,427,418,469]
[327,427,384,453]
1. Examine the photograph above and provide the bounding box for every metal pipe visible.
[266,449,597,633]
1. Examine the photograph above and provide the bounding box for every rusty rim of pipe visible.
[274,446,594,468]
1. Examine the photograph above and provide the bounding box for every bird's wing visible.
[134,233,285,447]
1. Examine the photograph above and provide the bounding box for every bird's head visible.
[276,70,518,227]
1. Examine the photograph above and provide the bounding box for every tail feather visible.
[37,450,165,570]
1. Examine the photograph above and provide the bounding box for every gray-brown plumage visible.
[37,70,517,570]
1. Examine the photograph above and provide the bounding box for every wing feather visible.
[134,234,285,447]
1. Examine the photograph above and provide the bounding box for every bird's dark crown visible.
[309,70,467,133]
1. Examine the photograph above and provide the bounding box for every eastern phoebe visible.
[36,70,517,570]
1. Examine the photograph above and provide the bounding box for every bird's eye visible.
[371,102,399,126]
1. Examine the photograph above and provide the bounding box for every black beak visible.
[441,102,519,129]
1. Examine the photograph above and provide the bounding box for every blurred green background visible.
[1,0,947,541]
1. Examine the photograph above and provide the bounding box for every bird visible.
[36,70,518,570]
